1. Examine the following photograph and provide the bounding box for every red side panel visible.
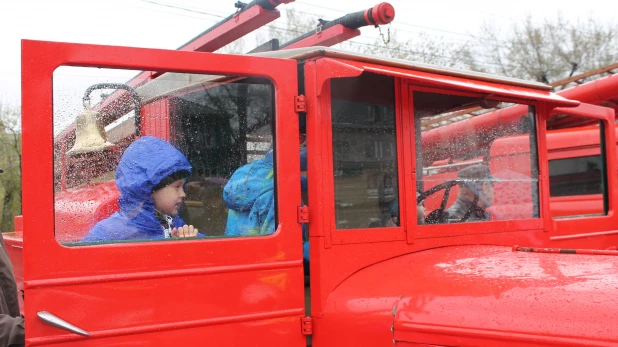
[318,245,618,346]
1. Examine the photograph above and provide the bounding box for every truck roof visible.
[59,45,566,144]
[136,46,557,107]
[253,46,553,91]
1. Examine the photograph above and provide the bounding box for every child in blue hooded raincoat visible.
[82,136,198,242]
[223,148,310,272]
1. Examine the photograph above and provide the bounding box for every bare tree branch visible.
[0,101,22,232]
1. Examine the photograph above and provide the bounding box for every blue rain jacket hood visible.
[82,136,192,242]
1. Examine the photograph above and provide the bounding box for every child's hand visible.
[171,225,199,238]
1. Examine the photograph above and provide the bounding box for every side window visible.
[331,73,398,229]
[546,115,607,218]
[414,90,540,224]
[53,67,275,244]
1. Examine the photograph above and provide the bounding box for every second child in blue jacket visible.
[223,149,309,272]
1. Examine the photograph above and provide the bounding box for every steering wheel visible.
[417,180,479,224]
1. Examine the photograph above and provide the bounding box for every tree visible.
[219,8,618,86]
[345,30,471,68]
[250,8,474,68]
[0,101,22,233]
[217,7,457,67]
[458,14,618,85]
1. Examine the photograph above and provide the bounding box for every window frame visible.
[543,104,618,238]
[322,75,409,245]
[53,70,282,244]
[408,83,545,240]
[25,39,304,269]
[539,103,618,241]
[311,57,579,246]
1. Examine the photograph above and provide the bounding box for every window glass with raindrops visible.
[413,89,540,225]
[53,67,276,245]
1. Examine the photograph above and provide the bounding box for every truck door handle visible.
[37,311,91,336]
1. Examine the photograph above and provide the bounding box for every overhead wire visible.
[127,3,221,22]
[272,6,512,63]
[137,0,226,19]
[260,1,518,59]
[341,39,518,69]
[295,1,612,47]
[138,0,495,43]
[132,0,516,69]
[295,1,487,39]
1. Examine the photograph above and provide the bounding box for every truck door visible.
[542,103,618,248]
[21,40,306,346]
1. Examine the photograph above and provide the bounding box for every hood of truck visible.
[321,245,618,346]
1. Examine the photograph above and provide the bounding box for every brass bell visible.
[67,107,117,156]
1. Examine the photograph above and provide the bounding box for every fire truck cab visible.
[10,37,618,346]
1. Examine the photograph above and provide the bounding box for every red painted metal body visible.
[559,72,618,110]
[21,40,305,346]
[177,3,287,53]
[12,17,618,346]
[282,24,361,50]
[317,246,618,346]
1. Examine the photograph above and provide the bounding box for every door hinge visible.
[301,316,313,335]
[295,95,307,113]
[297,205,309,224]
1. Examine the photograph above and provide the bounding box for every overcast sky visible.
[1,0,616,106]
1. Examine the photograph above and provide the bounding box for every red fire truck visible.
[4,1,618,345]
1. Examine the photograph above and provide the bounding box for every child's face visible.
[152,179,186,216]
